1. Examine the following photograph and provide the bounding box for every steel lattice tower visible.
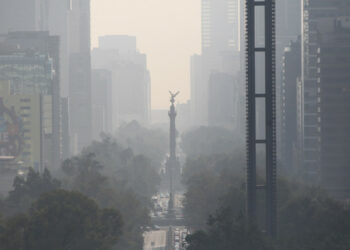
[245,0,277,238]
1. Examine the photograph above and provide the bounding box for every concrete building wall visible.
[318,17,350,198]
[281,39,301,172]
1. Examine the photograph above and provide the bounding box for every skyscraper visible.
[0,0,83,156]
[69,0,92,153]
[318,17,350,198]
[301,0,350,197]
[0,0,45,33]
[191,0,241,128]
[202,0,240,53]
[0,31,60,171]
[281,39,301,172]
[92,35,151,127]
[91,69,113,140]
[0,0,71,97]
[208,72,236,129]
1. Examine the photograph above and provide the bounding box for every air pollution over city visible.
[0,0,349,250]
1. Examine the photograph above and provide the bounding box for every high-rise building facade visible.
[301,0,350,196]
[191,0,241,128]
[0,0,71,97]
[318,17,350,198]
[281,39,301,172]
[208,72,236,129]
[0,0,87,157]
[60,97,70,161]
[202,0,240,53]
[69,0,92,153]
[0,80,43,171]
[0,31,61,170]
[0,0,45,33]
[91,69,113,140]
[92,35,151,127]
[0,54,55,172]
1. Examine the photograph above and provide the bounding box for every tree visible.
[183,153,350,250]
[115,121,168,170]
[0,190,123,250]
[181,126,244,157]
[3,168,61,215]
[62,153,151,250]
[62,153,108,200]
[116,155,161,202]
[0,214,28,250]
[81,137,161,201]
[186,207,274,250]
[182,154,245,230]
[278,189,350,250]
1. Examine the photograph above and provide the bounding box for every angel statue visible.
[169,91,180,104]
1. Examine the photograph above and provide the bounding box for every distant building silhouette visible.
[91,69,113,140]
[280,39,301,172]
[61,97,70,161]
[69,0,92,153]
[191,0,241,128]
[92,35,151,127]
[208,73,236,129]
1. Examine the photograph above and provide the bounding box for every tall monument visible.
[167,91,179,218]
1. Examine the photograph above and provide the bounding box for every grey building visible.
[92,35,151,127]
[281,39,301,172]
[0,32,62,169]
[191,0,241,128]
[300,0,350,197]
[91,69,113,140]
[0,31,61,170]
[61,97,70,161]
[208,72,236,129]
[318,17,350,198]
[0,0,45,33]
[202,0,240,53]
[0,0,71,97]
[69,0,92,153]
[0,0,89,156]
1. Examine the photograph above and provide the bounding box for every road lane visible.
[143,230,167,250]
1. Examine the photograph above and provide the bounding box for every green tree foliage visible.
[115,121,168,170]
[0,190,123,250]
[278,189,350,250]
[186,208,274,250]
[82,137,161,200]
[184,154,350,250]
[2,168,61,215]
[62,153,152,250]
[181,126,244,157]
[182,154,245,230]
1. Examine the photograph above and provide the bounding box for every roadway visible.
[143,229,167,250]
[143,192,188,250]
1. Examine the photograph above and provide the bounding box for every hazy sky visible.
[91,0,201,109]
